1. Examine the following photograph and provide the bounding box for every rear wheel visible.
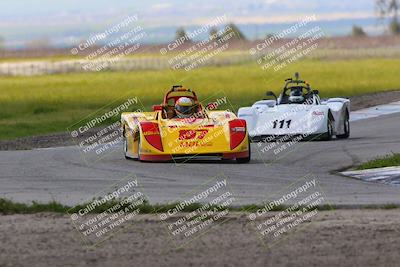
[236,138,251,163]
[336,112,350,139]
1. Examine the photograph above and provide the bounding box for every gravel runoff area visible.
[0,209,399,267]
[0,90,400,151]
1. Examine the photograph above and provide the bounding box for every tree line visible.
[175,1,400,40]
[353,0,399,36]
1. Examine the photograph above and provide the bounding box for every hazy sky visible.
[0,0,376,26]
[0,0,380,47]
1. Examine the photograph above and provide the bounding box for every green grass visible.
[0,198,200,215]
[356,153,400,170]
[1,57,400,140]
[2,198,399,215]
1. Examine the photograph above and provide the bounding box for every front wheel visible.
[123,126,140,160]
[336,112,350,139]
[236,139,251,163]
[136,133,142,161]
[320,117,333,141]
[123,126,130,159]
[123,136,130,159]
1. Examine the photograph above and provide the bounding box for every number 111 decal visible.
[272,119,292,129]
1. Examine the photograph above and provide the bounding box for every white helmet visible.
[175,97,195,118]
[288,89,304,104]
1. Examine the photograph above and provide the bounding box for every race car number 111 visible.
[273,119,292,129]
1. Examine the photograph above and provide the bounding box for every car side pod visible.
[229,119,247,150]
[140,122,163,151]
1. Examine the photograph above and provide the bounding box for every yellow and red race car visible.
[121,85,250,163]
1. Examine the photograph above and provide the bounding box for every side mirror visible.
[313,90,319,95]
[152,105,163,111]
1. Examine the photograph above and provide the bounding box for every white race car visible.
[238,73,350,142]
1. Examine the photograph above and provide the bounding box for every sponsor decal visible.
[143,131,159,136]
[312,111,324,116]
[179,129,209,140]
[178,129,212,148]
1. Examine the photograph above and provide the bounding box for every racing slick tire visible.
[236,138,251,163]
[336,111,350,139]
[123,136,130,159]
[321,116,333,141]
[137,134,142,161]
[123,127,131,160]
[123,127,140,161]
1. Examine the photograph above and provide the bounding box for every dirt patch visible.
[0,127,102,151]
[349,90,400,111]
[1,90,399,151]
[0,209,399,267]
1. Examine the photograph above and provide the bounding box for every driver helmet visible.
[175,97,195,118]
[288,89,304,104]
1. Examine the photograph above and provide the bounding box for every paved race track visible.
[0,113,399,206]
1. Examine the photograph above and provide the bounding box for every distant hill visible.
[0,0,385,48]
[1,17,386,49]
